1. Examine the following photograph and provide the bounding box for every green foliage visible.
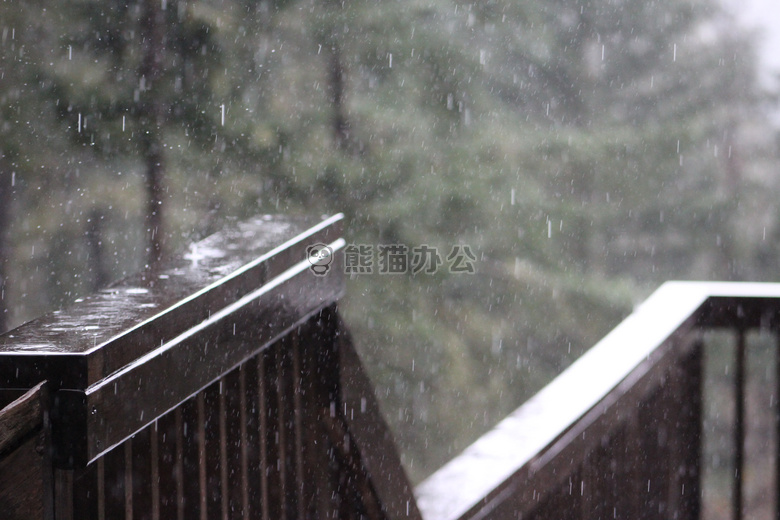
[0,0,777,484]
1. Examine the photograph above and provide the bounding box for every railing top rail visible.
[415,281,780,520]
[0,213,345,466]
[0,213,344,390]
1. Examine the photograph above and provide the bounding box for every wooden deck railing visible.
[0,213,421,520]
[416,282,780,520]
[4,212,780,520]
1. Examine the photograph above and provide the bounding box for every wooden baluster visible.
[196,392,209,520]
[275,335,298,519]
[291,331,307,520]
[241,359,262,520]
[131,428,153,520]
[180,397,201,519]
[202,382,223,520]
[150,422,160,520]
[776,330,780,520]
[256,353,271,520]
[735,329,746,520]
[261,347,283,520]
[124,440,134,519]
[155,411,179,520]
[623,414,643,519]
[299,318,340,519]
[638,386,667,519]
[236,365,252,520]
[100,443,125,520]
[223,367,246,520]
[679,341,703,520]
[217,376,229,520]
[580,440,610,520]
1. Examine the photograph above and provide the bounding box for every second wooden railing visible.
[416,282,780,520]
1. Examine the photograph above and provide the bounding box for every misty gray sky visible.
[726,0,780,80]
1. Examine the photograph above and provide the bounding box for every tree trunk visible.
[142,132,165,264]
[139,0,167,264]
[86,208,110,290]
[327,42,350,152]
[0,157,12,333]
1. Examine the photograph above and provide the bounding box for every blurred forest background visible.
[1,0,779,485]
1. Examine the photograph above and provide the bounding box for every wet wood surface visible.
[0,213,420,520]
[0,382,52,520]
[0,214,344,389]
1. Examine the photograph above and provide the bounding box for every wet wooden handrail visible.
[0,213,421,520]
[0,214,345,465]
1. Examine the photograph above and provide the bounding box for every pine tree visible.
[0,0,85,328]
[48,0,227,264]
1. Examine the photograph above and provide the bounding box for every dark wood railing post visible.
[679,340,703,519]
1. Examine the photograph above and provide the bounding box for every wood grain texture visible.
[0,433,47,520]
[0,381,46,455]
[0,381,51,520]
